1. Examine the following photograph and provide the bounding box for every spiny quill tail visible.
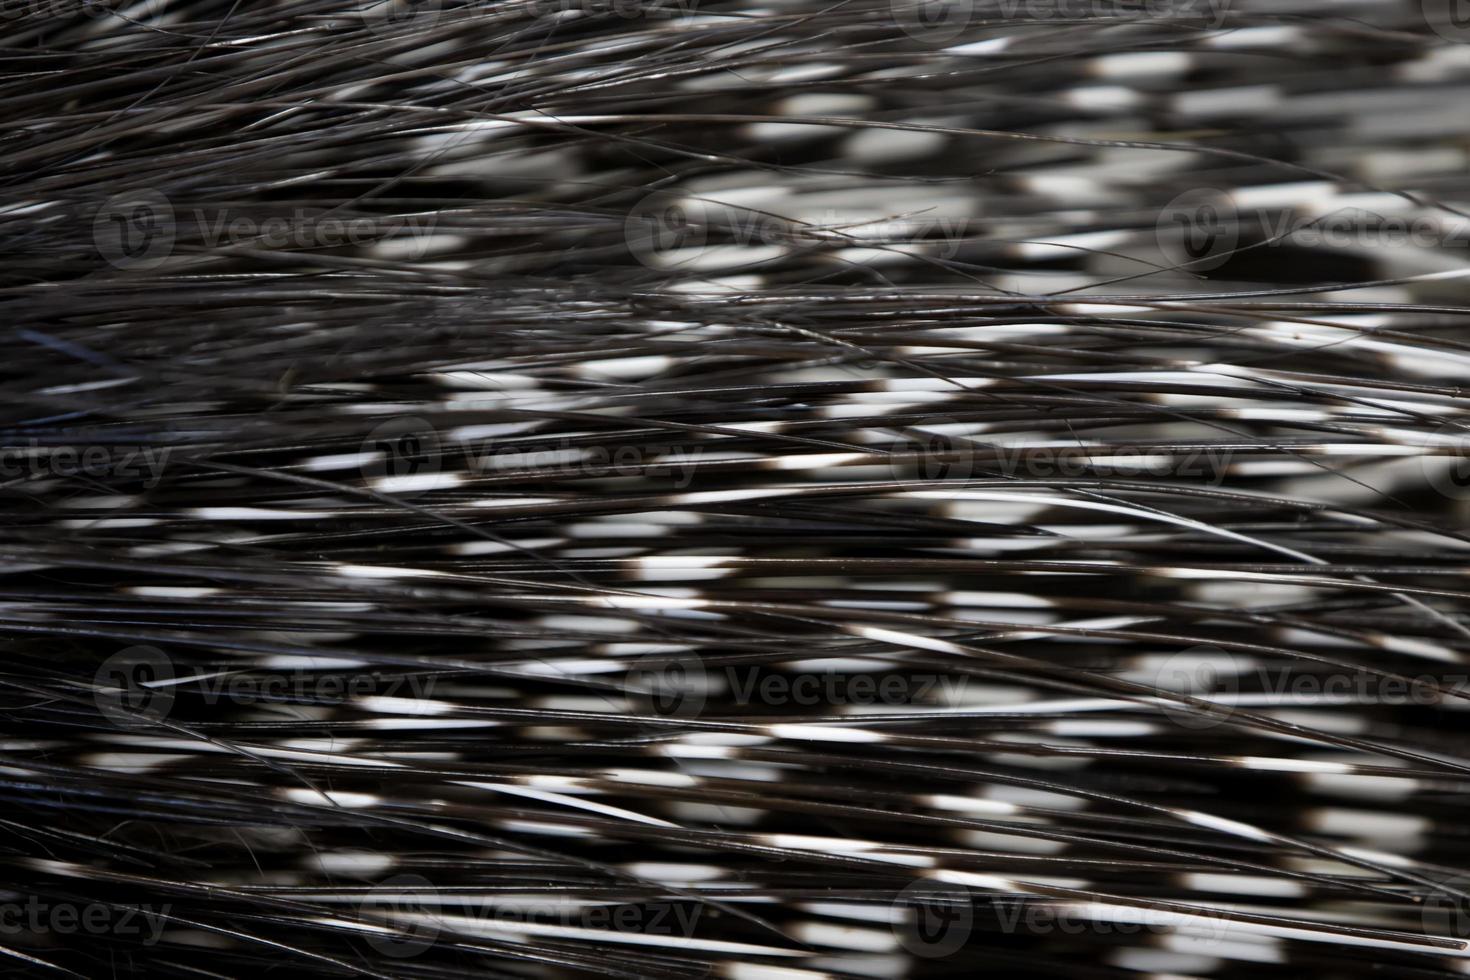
[6,0,1470,977]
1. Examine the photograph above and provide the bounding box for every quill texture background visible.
[7,0,1470,976]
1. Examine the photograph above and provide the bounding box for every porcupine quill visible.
[6,0,1470,977]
